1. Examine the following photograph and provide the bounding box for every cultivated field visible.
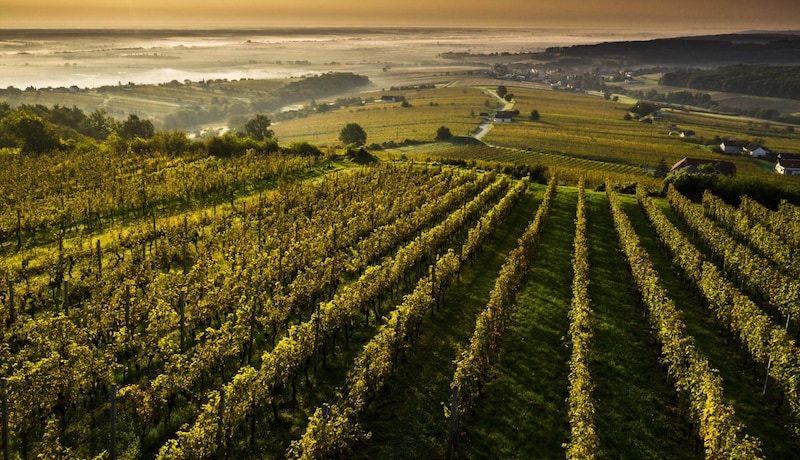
[2,144,800,458]
[271,81,800,184]
[271,85,492,146]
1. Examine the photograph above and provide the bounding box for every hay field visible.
[272,86,493,145]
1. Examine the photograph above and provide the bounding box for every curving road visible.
[473,88,515,141]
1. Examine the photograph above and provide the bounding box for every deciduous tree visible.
[339,122,367,146]
[243,114,274,141]
[435,126,453,141]
[120,114,155,140]
[497,85,507,98]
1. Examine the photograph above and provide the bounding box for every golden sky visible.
[2,0,800,29]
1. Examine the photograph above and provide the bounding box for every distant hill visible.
[542,33,800,66]
[659,65,800,101]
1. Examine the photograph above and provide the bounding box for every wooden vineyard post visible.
[2,378,8,460]
[16,209,21,250]
[216,389,226,459]
[765,307,794,396]
[182,216,188,276]
[179,290,186,353]
[125,284,131,337]
[248,298,258,366]
[110,384,117,460]
[314,303,320,379]
[7,281,14,326]
[63,280,69,315]
[446,386,459,460]
[96,239,102,279]
[429,264,436,314]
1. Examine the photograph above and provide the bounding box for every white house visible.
[775,159,800,175]
[748,145,770,158]
[720,140,747,154]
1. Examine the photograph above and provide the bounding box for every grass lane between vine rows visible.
[586,190,697,459]
[347,184,544,459]
[621,195,800,459]
[458,186,576,459]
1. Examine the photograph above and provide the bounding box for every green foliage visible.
[119,114,155,140]
[663,172,800,208]
[629,101,659,117]
[280,72,370,103]
[653,157,669,178]
[81,109,117,140]
[206,132,279,157]
[435,125,453,141]
[660,65,800,101]
[284,141,322,158]
[339,122,367,146]
[152,129,199,154]
[344,144,377,164]
[0,109,62,153]
[497,85,508,98]
[609,186,764,459]
[566,179,599,459]
[529,109,540,122]
[243,114,274,141]
[453,177,553,416]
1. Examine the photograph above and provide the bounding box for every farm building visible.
[775,158,800,175]
[748,144,770,158]
[494,110,518,122]
[671,157,737,176]
[381,95,406,103]
[720,140,747,154]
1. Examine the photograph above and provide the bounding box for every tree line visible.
[659,65,800,101]
[0,103,329,159]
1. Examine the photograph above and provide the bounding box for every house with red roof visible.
[670,157,737,176]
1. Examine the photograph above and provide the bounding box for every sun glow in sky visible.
[2,0,800,30]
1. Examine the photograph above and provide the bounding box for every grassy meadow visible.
[271,81,800,186]
[484,86,799,178]
[272,86,494,146]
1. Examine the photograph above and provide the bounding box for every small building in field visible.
[748,144,770,158]
[775,158,800,175]
[381,95,406,103]
[720,140,747,154]
[671,157,737,176]
[494,110,518,122]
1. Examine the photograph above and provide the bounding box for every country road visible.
[473,88,515,140]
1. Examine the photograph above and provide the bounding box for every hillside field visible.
[271,83,800,185]
[2,138,800,458]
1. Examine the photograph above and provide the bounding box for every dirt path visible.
[473,87,515,141]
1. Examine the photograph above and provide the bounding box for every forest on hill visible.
[659,65,800,100]
[542,34,800,65]
[0,72,371,132]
